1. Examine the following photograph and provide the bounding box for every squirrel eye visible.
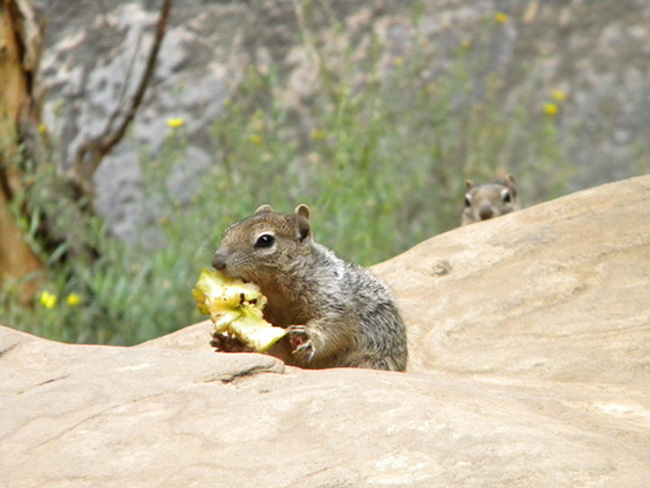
[502,190,511,203]
[464,195,472,207]
[254,233,275,248]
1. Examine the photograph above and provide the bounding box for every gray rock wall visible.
[36,0,650,242]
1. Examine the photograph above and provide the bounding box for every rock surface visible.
[2,176,650,487]
[375,174,650,387]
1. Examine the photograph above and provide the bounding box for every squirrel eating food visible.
[209,204,408,371]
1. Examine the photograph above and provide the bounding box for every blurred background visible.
[2,0,649,345]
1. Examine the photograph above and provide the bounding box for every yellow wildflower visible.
[495,12,508,24]
[250,134,264,145]
[310,129,326,141]
[39,291,57,309]
[38,123,47,134]
[552,89,566,102]
[66,293,82,306]
[544,103,559,116]
[167,117,185,128]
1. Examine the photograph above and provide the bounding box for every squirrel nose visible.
[479,204,494,221]
[212,252,227,271]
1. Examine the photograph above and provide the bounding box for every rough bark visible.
[0,0,45,302]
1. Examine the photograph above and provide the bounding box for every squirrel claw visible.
[288,325,315,362]
[210,331,254,353]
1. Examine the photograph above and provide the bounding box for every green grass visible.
[2,8,572,345]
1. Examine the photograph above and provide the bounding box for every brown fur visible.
[210,204,408,371]
[461,174,520,226]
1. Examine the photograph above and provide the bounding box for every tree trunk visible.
[0,0,45,303]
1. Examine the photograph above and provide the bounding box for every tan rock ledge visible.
[2,175,649,487]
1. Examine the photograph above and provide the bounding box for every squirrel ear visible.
[465,180,475,190]
[294,204,310,220]
[504,174,517,198]
[254,204,274,216]
[293,204,311,242]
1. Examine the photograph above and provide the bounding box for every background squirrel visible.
[461,174,520,226]
[210,204,408,371]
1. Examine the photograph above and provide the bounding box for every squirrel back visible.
[461,174,520,226]
[211,204,408,371]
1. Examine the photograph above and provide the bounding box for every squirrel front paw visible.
[288,325,316,363]
[210,331,255,353]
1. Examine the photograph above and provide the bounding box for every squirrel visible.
[461,174,520,226]
[209,204,408,372]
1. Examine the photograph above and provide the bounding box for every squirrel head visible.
[212,204,313,284]
[462,174,519,225]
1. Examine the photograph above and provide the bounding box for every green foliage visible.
[2,9,572,345]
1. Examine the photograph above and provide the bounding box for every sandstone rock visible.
[2,176,650,487]
[374,174,650,387]
[2,325,650,488]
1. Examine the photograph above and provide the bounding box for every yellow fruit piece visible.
[192,268,286,352]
